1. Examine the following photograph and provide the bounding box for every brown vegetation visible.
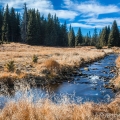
[0,43,113,82]
[43,59,60,72]
[0,43,119,120]
[116,56,120,68]
[0,97,120,120]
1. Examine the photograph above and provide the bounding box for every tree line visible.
[0,4,120,48]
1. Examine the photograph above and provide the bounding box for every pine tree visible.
[68,27,75,47]
[0,8,3,41]
[108,20,120,47]
[27,9,37,44]
[99,26,108,46]
[45,13,53,46]
[10,7,16,42]
[68,24,71,42]
[15,13,21,42]
[41,16,47,45]
[84,33,91,46]
[91,28,98,46]
[107,25,110,39]
[21,3,27,42]
[59,21,68,46]
[75,27,83,46]
[35,10,41,45]
[2,5,10,42]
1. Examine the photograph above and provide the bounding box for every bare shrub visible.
[44,59,60,72]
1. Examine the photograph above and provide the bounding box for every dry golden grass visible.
[116,56,120,68]
[0,97,120,120]
[0,43,113,81]
[0,43,119,120]
[112,76,120,88]
[43,59,60,71]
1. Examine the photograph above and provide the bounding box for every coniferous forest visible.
[0,4,120,48]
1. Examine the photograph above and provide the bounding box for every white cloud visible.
[63,0,120,18]
[64,0,120,28]
[67,23,93,28]
[68,22,111,29]
[0,0,78,20]
[1,0,120,29]
[80,18,120,26]
[0,0,53,9]
[69,17,120,29]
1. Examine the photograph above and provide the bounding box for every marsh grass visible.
[4,60,15,72]
[32,55,38,63]
[0,43,117,120]
[0,43,112,83]
[0,90,120,120]
[116,56,120,68]
[43,59,60,73]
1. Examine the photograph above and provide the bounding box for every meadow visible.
[0,43,120,120]
[0,43,112,81]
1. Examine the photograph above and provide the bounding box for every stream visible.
[0,54,118,108]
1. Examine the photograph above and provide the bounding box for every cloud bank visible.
[0,0,120,29]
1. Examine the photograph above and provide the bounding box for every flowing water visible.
[0,54,118,108]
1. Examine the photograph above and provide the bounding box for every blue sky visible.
[1,0,120,35]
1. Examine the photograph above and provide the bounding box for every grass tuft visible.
[4,60,15,72]
[32,54,38,63]
[44,59,60,72]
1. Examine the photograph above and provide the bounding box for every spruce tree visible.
[41,16,47,45]
[45,13,53,46]
[21,3,27,42]
[35,10,41,45]
[68,27,75,47]
[59,21,68,46]
[91,28,98,46]
[84,33,90,46]
[99,26,108,46]
[15,13,21,42]
[108,20,119,47]
[2,5,10,42]
[27,9,37,44]
[75,27,83,46]
[0,8,3,41]
[107,25,110,40]
[10,7,16,42]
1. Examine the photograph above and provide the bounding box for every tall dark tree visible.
[10,7,16,42]
[84,33,91,46]
[15,13,21,42]
[27,9,37,44]
[108,20,120,47]
[59,21,68,46]
[21,3,27,42]
[99,26,108,46]
[75,27,83,46]
[2,5,11,42]
[44,13,54,46]
[107,25,110,39]
[35,10,41,45]
[68,27,75,47]
[0,8,3,41]
[91,28,98,46]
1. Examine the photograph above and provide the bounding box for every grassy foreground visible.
[1,43,120,120]
[0,43,112,84]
